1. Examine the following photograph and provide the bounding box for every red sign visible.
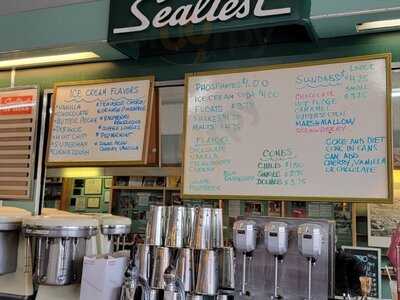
[0,96,33,115]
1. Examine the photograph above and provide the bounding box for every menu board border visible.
[0,85,39,201]
[182,53,393,203]
[46,76,155,167]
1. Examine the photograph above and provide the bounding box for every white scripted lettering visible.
[113,0,291,34]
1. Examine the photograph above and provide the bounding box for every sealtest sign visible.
[113,0,292,34]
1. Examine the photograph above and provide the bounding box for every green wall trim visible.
[0,0,110,53]
[3,202,35,213]
[311,0,400,16]
[9,30,400,91]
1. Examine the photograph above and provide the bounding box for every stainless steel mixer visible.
[23,215,98,286]
[100,215,131,253]
[233,219,257,297]
[0,217,23,275]
[298,224,323,300]
[0,207,33,300]
[265,222,289,299]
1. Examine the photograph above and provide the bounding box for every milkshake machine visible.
[297,224,323,300]
[265,222,289,299]
[233,220,257,297]
[0,207,32,299]
[232,216,334,299]
[23,215,99,300]
[91,214,132,255]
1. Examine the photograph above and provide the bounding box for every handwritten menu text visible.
[48,79,152,164]
[184,57,390,200]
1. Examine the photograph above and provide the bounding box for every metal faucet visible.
[120,259,151,300]
[164,264,186,300]
[342,293,354,300]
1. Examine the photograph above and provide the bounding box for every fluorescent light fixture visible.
[394,170,400,184]
[357,18,400,32]
[62,168,103,178]
[0,51,99,69]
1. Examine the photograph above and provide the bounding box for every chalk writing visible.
[256,148,306,186]
[183,57,389,200]
[324,136,386,174]
[48,79,152,163]
[296,70,346,89]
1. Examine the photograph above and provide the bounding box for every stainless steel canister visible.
[165,206,186,248]
[191,208,212,250]
[0,222,20,275]
[184,207,196,247]
[176,248,193,292]
[44,237,85,285]
[212,208,224,248]
[216,294,235,300]
[146,206,166,246]
[150,247,170,289]
[163,290,181,300]
[135,243,151,281]
[195,250,219,296]
[219,247,235,290]
[186,295,204,300]
[148,289,160,300]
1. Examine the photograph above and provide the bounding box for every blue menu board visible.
[183,54,392,202]
[47,77,154,166]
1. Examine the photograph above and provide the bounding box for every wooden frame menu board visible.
[182,54,393,203]
[47,77,155,166]
[0,87,39,200]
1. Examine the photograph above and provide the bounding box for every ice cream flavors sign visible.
[47,77,154,166]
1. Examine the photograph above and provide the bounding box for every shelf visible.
[47,167,182,177]
[165,187,181,191]
[111,186,165,191]
[111,186,181,191]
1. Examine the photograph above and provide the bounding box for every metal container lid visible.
[100,215,131,235]
[0,207,31,230]
[23,215,98,238]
